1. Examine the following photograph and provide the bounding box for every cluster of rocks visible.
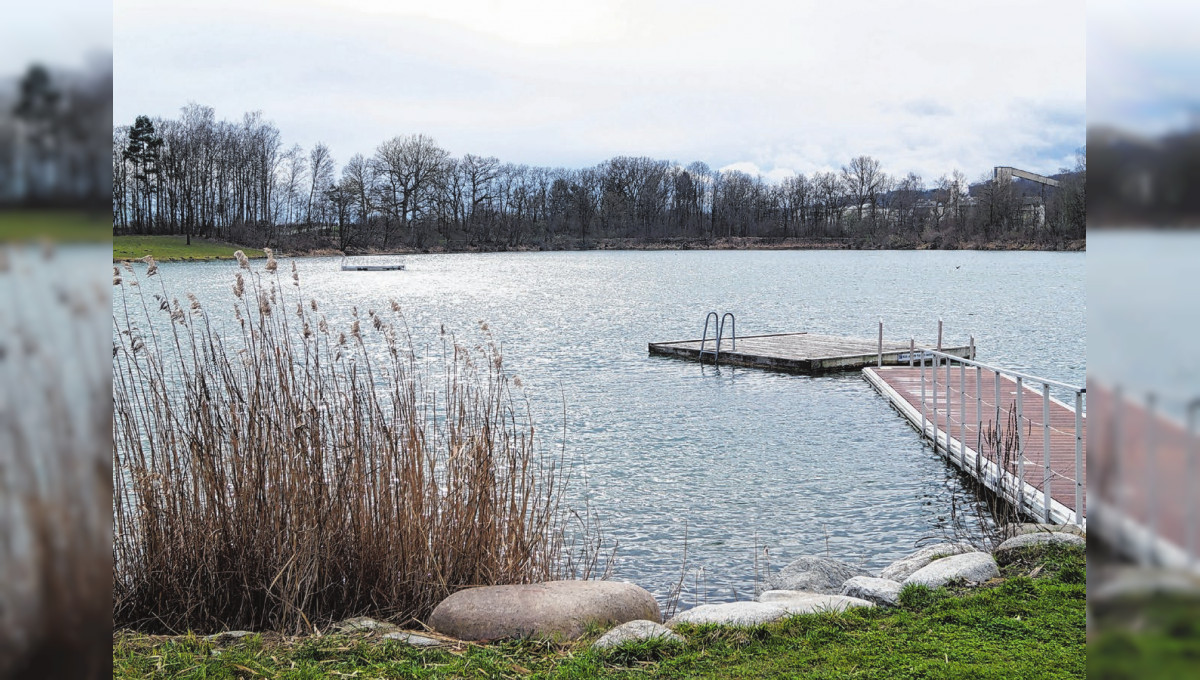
[414,524,1084,650]
[207,524,1084,651]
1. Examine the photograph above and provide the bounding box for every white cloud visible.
[113,0,1084,181]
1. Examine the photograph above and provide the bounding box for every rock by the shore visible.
[840,576,903,607]
[382,631,442,647]
[666,602,789,628]
[994,532,1086,564]
[1091,568,1200,604]
[592,620,685,650]
[333,617,400,634]
[765,556,871,594]
[1008,523,1085,538]
[879,543,976,582]
[904,552,1000,589]
[758,590,874,614]
[428,580,660,641]
[204,630,254,642]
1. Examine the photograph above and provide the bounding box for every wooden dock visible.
[648,332,972,373]
[864,365,1086,526]
[1089,383,1198,569]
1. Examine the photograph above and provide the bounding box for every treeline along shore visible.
[114,104,1086,254]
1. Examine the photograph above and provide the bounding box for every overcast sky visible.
[1,0,111,73]
[113,0,1084,183]
[1090,0,1200,135]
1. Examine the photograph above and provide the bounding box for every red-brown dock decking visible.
[864,364,1086,527]
[1089,383,1199,567]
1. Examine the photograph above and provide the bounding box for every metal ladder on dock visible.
[698,312,736,365]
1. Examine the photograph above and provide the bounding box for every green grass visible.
[113,545,1085,679]
[1089,592,1200,679]
[0,210,110,242]
[113,235,264,261]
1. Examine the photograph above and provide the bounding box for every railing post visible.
[994,370,1002,436]
[945,356,952,462]
[1075,390,1084,527]
[1016,376,1025,512]
[1188,398,1200,565]
[931,353,939,453]
[960,360,967,465]
[975,365,982,441]
[920,354,927,439]
[877,318,883,367]
[1042,382,1052,523]
[1147,392,1159,564]
[1113,385,1124,512]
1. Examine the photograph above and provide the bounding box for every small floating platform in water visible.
[648,332,972,374]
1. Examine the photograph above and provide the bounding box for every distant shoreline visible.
[114,234,1085,262]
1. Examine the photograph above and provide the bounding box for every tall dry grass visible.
[113,251,600,634]
[0,244,111,680]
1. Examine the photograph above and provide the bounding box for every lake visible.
[130,248,1085,605]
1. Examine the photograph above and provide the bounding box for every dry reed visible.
[112,254,597,634]
[1,244,111,679]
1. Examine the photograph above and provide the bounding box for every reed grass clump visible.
[113,253,593,634]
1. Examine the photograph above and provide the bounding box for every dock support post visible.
[937,319,943,351]
[909,339,914,367]
[969,335,975,360]
[1042,383,1053,523]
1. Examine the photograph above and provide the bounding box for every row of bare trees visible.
[0,61,112,208]
[113,105,1085,249]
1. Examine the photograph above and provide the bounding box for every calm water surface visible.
[141,249,1085,604]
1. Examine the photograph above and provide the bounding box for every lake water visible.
[130,248,1085,605]
[1089,230,1200,415]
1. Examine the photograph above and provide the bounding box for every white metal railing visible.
[907,344,1086,528]
[1091,384,1200,569]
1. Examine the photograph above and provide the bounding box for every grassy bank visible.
[1089,593,1200,679]
[113,234,264,261]
[113,544,1085,679]
[0,210,110,242]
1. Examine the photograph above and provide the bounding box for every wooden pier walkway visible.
[864,365,1086,526]
[1089,383,1198,568]
[649,332,971,373]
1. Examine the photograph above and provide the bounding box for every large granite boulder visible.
[903,552,1000,589]
[994,532,1086,564]
[840,576,903,607]
[666,602,789,628]
[758,590,875,614]
[765,556,871,594]
[879,542,976,582]
[593,620,685,649]
[428,580,660,641]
